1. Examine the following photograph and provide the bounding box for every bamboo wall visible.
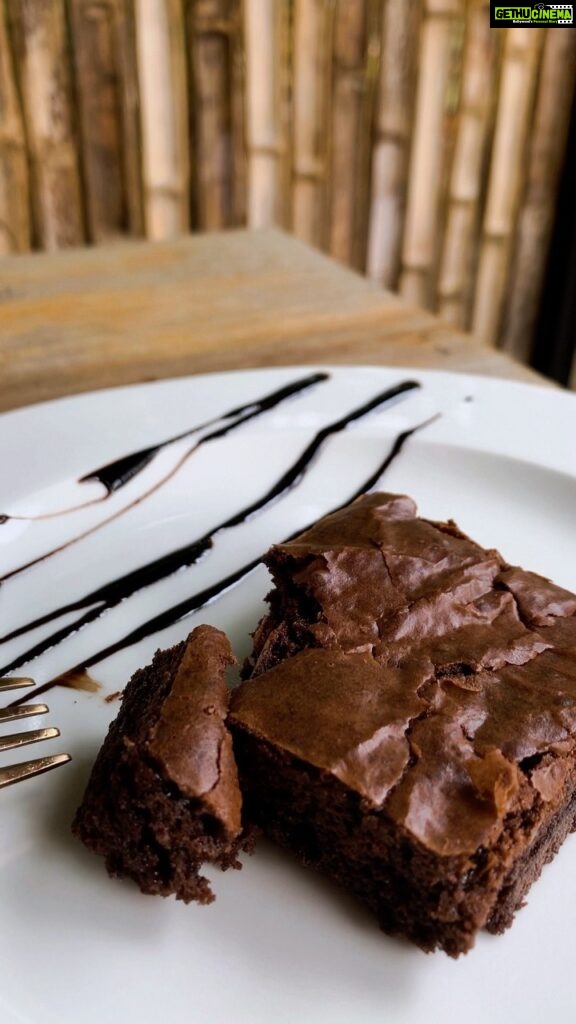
[0,1,574,363]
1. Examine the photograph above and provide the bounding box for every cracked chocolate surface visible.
[233,493,576,858]
[145,624,241,836]
[231,649,431,807]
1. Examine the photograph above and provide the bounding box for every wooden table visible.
[0,229,546,414]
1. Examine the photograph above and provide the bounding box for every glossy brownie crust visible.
[73,625,244,903]
[231,493,576,954]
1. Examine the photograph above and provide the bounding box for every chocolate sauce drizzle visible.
[81,446,161,495]
[0,372,328,582]
[0,379,420,678]
[78,372,330,495]
[2,373,329,518]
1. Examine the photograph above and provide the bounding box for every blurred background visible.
[1,1,575,384]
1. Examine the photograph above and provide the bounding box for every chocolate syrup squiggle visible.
[0,380,419,674]
[0,373,329,582]
[80,372,331,492]
[2,372,330,519]
[10,410,432,705]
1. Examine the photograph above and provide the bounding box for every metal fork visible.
[0,677,71,789]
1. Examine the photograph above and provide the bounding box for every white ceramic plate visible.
[1,366,576,1024]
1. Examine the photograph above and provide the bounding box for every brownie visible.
[230,492,576,955]
[73,625,245,903]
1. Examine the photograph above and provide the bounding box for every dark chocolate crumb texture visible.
[73,625,245,904]
[230,492,576,956]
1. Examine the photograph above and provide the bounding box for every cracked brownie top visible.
[233,493,576,857]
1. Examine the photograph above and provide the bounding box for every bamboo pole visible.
[117,0,145,236]
[69,0,129,241]
[328,0,367,267]
[399,0,463,308]
[135,0,189,240]
[230,0,247,226]
[7,0,85,249]
[366,0,421,288]
[353,0,382,274]
[0,1,30,253]
[471,27,544,347]
[501,32,576,362]
[292,0,334,248]
[436,2,500,326]
[189,0,246,228]
[244,0,287,228]
[187,0,235,230]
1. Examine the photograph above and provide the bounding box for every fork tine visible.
[0,753,72,789]
[0,677,35,693]
[0,703,49,725]
[0,725,60,753]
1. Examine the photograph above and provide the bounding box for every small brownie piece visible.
[231,493,576,955]
[73,625,244,903]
